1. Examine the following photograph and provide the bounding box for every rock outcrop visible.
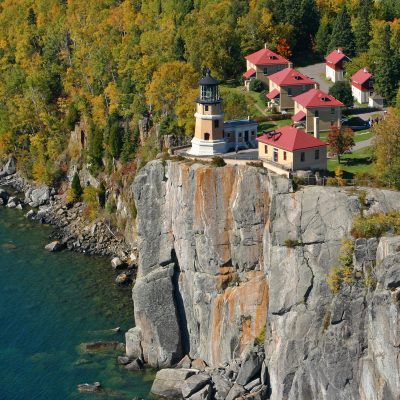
[132,160,400,399]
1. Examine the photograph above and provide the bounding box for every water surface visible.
[0,207,154,399]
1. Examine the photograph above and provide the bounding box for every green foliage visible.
[121,127,140,164]
[220,89,248,120]
[328,6,355,57]
[211,156,226,167]
[87,127,104,174]
[65,103,80,131]
[329,81,354,108]
[107,119,123,160]
[327,239,354,294]
[98,181,106,208]
[315,15,331,55]
[354,2,372,54]
[327,126,355,164]
[254,326,266,346]
[249,79,267,93]
[68,172,83,204]
[351,211,400,239]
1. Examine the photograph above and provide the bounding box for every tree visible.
[354,2,372,54]
[327,126,355,163]
[107,122,123,159]
[396,87,400,113]
[249,79,267,92]
[329,81,354,108]
[328,6,356,56]
[276,38,292,59]
[68,172,83,203]
[373,110,400,188]
[315,14,331,55]
[220,90,248,120]
[344,53,370,80]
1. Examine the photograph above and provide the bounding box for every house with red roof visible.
[243,45,290,90]
[292,88,344,133]
[351,67,373,104]
[266,68,316,112]
[325,48,349,83]
[257,125,327,175]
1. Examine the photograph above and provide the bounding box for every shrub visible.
[351,211,400,238]
[326,177,338,186]
[249,79,267,92]
[254,114,293,122]
[67,172,83,204]
[292,176,305,191]
[211,156,226,167]
[284,239,301,248]
[254,326,266,346]
[247,161,264,168]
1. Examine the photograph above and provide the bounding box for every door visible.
[244,131,249,142]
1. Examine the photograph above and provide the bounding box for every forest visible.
[0,0,399,185]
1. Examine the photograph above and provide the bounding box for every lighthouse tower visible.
[189,68,227,156]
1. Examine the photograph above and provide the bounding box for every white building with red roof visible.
[266,68,316,112]
[243,45,290,90]
[351,67,373,104]
[325,48,349,83]
[292,88,344,133]
[257,125,327,175]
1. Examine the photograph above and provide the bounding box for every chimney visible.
[364,67,368,73]
[264,43,267,49]
[313,117,320,139]
[288,62,293,69]
[314,82,320,89]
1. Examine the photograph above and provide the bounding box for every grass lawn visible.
[258,119,293,134]
[319,129,374,143]
[328,146,373,177]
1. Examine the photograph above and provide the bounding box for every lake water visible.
[0,207,154,399]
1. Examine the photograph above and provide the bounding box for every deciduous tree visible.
[327,125,355,163]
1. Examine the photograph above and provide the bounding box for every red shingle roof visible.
[325,48,347,65]
[266,89,280,100]
[243,68,256,79]
[268,68,315,86]
[291,110,306,122]
[245,48,289,66]
[293,88,344,108]
[352,67,372,86]
[257,125,326,151]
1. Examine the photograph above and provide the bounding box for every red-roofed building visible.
[267,68,316,112]
[325,48,349,82]
[292,88,344,133]
[351,67,373,104]
[243,46,290,90]
[257,125,327,174]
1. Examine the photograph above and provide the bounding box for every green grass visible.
[328,146,373,177]
[319,130,373,143]
[258,119,293,134]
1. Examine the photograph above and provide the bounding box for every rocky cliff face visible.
[131,160,400,399]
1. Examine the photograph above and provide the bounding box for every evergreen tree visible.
[374,24,398,104]
[329,81,354,108]
[121,127,140,163]
[354,3,372,54]
[87,127,104,173]
[71,172,83,201]
[315,15,331,55]
[108,122,123,159]
[328,6,356,57]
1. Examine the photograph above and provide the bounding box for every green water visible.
[0,207,154,399]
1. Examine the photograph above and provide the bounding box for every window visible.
[251,131,255,137]
[263,67,268,75]
[300,152,305,162]
[238,132,242,137]
[283,151,287,161]
[273,148,278,162]
[287,88,292,96]
[264,145,268,154]
[315,110,319,117]
[330,107,335,114]
[205,105,209,112]
[331,120,335,126]
[315,149,320,160]
[204,133,210,140]
[214,119,219,128]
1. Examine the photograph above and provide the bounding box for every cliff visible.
[130,160,400,399]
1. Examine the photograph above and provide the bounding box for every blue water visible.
[0,207,154,399]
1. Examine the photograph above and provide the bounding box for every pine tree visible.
[328,6,356,57]
[374,24,397,104]
[315,15,331,55]
[70,172,83,202]
[354,3,372,54]
[108,122,122,159]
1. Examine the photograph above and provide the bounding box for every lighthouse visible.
[189,68,227,155]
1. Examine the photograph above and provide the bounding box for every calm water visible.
[0,207,154,399]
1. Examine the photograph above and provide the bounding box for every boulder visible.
[187,383,212,400]
[0,189,9,202]
[211,373,233,400]
[117,356,131,365]
[235,353,262,386]
[28,186,51,207]
[115,272,132,285]
[182,373,211,398]
[111,257,124,269]
[225,383,245,400]
[176,355,192,369]
[80,341,124,352]
[192,358,207,371]
[244,378,260,391]
[0,157,16,177]
[125,327,143,360]
[151,368,196,399]
[6,197,18,208]
[77,382,101,393]
[44,241,63,252]
[125,359,143,371]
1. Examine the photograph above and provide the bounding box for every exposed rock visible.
[211,373,233,400]
[0,156,16,177]
[125,358,143,371]
[115,272,132,285]
[117,356,130,365]
[44,241,63,252]
[80,341,124,352]
[125,327,143,360]
[376,236,400,263]
[26,185,50,207]
[225,383,246,400]
[111,257,124,269]
[0,188,9,202]
[236,353,262,386]
[187,383,212,400]
[192,358,207,371]
[6,196,18,208]
[244,378,260,391]
[77,382,101,393]
[182,373,211,398]
[176,355,192,369]
[151,368,196,398]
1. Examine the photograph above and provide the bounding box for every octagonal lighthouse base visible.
[188,137,228,156]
